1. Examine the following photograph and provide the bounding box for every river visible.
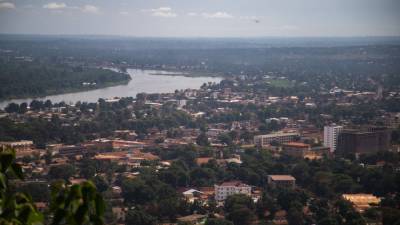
[0,69,222,108]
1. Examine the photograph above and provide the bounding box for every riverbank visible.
[149,71,222,78]
[0,69,222,108]
[0,62,132,102]
[0,79,131,103]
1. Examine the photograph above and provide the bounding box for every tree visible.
[125,209,157,225]
[0,148,43,225]
[382,207,400,225]
[18,182,50,202]
[205,218,234,225]
[277,189,307,211]
[30,100,44,111]
[0,148,106,225]
[5,102,20,113]
[287,205,304,225]
[19,102,28,114]
[196,132,210,146]
[49,180,105,225]
[81,165,96,179]
[93,176,109,193]
[224,194,255,225]
[226,207,255,225]
[218,133,233,146]
[256,192,278,219]
[44,100,53,108]
[48,164,75,181]
[225,194,254,213]
[44,150,53,165]
[121,178,154,204]
[335,199,365,225]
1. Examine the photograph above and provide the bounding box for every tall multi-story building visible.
[254,132,299,147]
[214,181,251,201]
[337,128,391,155]
[324,125,343,152]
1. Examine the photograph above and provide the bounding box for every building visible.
[324,125,343,152]
[305,146,331,160]
[0,140,34,151]
[337,128,391,155]
[342,194,381,212]
[58,145,87,156]
[254,132,300,147]
[176,214,207,225]
[282,142,311,158]
[1,140,39,158]
[214,181,251,201]
[181,189,208,204]
[282,142,331,159]
[267,175,296,189]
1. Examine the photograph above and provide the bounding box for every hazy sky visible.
[0,0,399,37]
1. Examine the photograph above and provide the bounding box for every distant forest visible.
[0,60,130,100]
[0,35,399,100]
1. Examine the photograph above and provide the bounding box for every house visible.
[273,210,288,225]
[176,214,207,225]
[0,140,36,157]
[181,189,205,203]
[267,175,296,189]
[0,140,34,150]
[112,207,127,222]
[214,181,251,201]
[282,142,311,158]
[195,157,213,166]
[342,194,381,212]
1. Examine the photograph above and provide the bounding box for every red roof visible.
[283,142,310,148]
[219,181,249,187]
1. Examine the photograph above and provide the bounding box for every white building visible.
[177,99,187,108]
[214,181,251,201]
[254,132,299,147]
[323,125,343,152]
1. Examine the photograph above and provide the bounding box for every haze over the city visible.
[1,0,400,37]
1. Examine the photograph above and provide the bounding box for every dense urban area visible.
[1,36,400,225]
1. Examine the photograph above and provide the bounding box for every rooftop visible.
[218,181,250,187]
[268,175,296,181]
[283,142,310,148]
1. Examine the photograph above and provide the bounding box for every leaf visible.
[17,204,33,223]
[81,182,96,202]
[51,209,67,225]
[74,204,88,225]
[27,211,44,225]
[0,152,14,173]
[0,173,6,190]
[11,163,24,180]
[94,194,105,216]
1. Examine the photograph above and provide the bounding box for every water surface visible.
[0,69,221,108]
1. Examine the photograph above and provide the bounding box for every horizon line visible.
[1,33,400,39]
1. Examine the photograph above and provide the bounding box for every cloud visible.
[43,2,66,10]
[279,25,299,31]
[239,16,257,20]
[81,5,99,14]
[202,12,233,19]
[119,11,129,16]
[42,3,98,14]
[142,7,177,18]
[0,2,15,9]
[187,12,197,16]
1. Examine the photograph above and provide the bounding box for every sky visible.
[0,0,399,37]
